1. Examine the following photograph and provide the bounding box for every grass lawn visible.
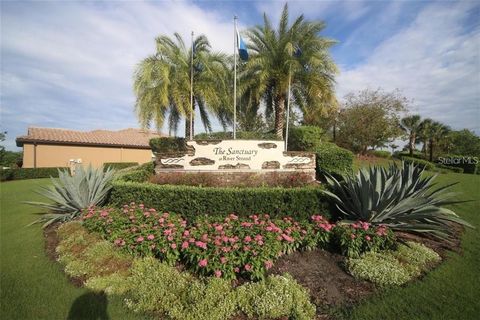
[341,172,480,320]
[1,173,479,320]
[0,179,148,320]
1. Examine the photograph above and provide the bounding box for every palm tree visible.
[400,115,422,156]
[418,118,433,159]
[134,33,230,137]
[242,3,338,139]
[428,122,450,162]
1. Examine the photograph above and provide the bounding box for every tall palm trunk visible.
[429,139,434,162]
[274,95,286,139]
[409,133,416,156]
[185,107,194,139]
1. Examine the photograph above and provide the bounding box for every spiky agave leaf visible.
[323,161,473,239]
[25,165,115,227]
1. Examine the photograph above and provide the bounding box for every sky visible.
[1,0,479,150]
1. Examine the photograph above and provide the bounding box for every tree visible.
[336,89,408,154]
[428,122,450,162]
[242,3,338,139]
[400,114,422,156]
[134,33,230,137]
[417,118,433,159]
[447,129,480,157]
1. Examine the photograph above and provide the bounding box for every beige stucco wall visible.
[22,143,153,168]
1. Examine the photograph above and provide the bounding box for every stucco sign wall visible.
[155,140,315,172]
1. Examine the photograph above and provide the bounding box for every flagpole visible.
[190,31,194,140]
[285,69,292,150]
[233,15,237,140]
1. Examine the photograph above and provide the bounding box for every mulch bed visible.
[268,249,374,318]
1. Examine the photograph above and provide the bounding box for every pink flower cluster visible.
[82,207,335,280]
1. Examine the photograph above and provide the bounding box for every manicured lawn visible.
[0,179,148,320]
[341,172,480,320]
[1,173,479,319]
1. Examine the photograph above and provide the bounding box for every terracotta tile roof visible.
[16,127,163,149]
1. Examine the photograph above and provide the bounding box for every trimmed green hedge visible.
[104,162,138,171]
[399,156,435,170]
[0,167,67,181]
[108,181,330,221]
[435,163,464,173]
[115,162,154,183]
[194,131,279,140]
[370,150,391,158]
[287,126,324,152]
[149,137,188,154]
[314,143,354,178]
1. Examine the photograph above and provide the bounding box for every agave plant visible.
[323,162,472,239]
[26,165,115,227]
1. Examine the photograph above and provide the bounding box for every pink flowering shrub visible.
[82,204,332,280]
[332,221,396,257]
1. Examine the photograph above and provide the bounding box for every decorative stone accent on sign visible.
[196,140,222,146]
[190,157,215,166]
[157,163,184,169]
[258,142,277,149]
[218,163,250,170]
[283,151,315,170]
[262,161,281,169]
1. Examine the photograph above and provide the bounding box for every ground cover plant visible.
[346,241,441,287]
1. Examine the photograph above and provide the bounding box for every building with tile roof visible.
[16,127,162,168]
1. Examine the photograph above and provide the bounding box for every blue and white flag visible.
[237,30,249,61]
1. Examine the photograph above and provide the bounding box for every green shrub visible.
[56,222,132,279]
[0,167,67,181]
[347,241,441,287]
[399,156,435,170]
[370,150,391,158]
[115,162,154,183]
[287,126,324,151]
[25,165,115,227]
[236,274,316,320]
[194,131,279,140]
[395,151,424,160]
[314,142,354,177]
[108,181,330,220]
[149,137,187,154]
[435,164,464,173]
[347,251,413,287]
[331,222,396,258]
[124,257,237,320]
[393,241,441,271]
[104,162,138,171]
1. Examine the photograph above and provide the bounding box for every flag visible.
[237,30,249,61]
[294,45,302,58]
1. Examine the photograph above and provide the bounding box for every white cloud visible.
[337,2,480,133]
[1,0,235,149]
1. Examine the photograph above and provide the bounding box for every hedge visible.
[314,142,354,178]
[370,150,391,159]
[435,163,464,173]
[108,181,330,221]
[0,167,67,181]
[287,126,324,152]
[399,156,435,170]
[104,162,138,171]
[194,131,279,140]
[149,137,187,154]
[115,162,154,183]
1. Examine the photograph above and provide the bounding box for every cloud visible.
[337,1,480,133]
[1,0,235,150]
